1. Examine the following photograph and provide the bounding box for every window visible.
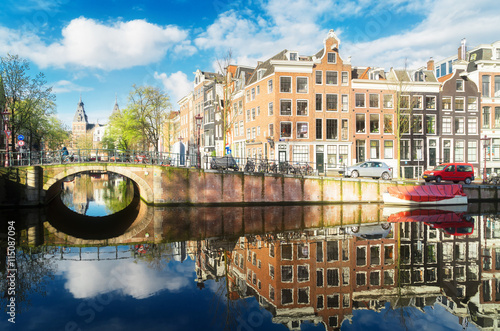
[280,100,292,116]
[442,97,452,111]
[268,79,273,93]
[341,119,348,140]
[251,88,255,100]
[246,90,250,102]
[413,115,423,134]
[426,115,436,134]
[356,272,366,286]
[468,117,477,134]
[356,247,366,266]
[468,141,478,162]
[297,77,308,93]
[455,140,465,162]
[370,271,380,286]
[370,140,379,159]
[298,288,309,304]
[412,95,423,109]
[341,71,348,85]
[256,86,260,95]
[442,117,452,134]
[316,119,322,139]
[425,96,436,110]
[246,109,251,122]
[356,114,365,133]
[385,246,394,264]
[327,52,336,63]
[327,294,340,308]
[383,94,393,108]
[326,119,338,140]
[355,94,365,107]
[369,94,379,108]
[289,52,297,61]
[400,140,410,160]
[443,140,451,163]
[384,141,393,159]
[329,316,338,328]
[327,241,339,261]
[400,95,410,109]
[413,139,423,160]
[316,94,322,111]
[297,100,308,116]
[495,76,500,97]
[339,145,348,165]
[317,295,324,309]
[315,71,322,85]
[297,265,309,282]
[280,77,291,93]
[268,102,273,116]
[495,107,500,128]
[454,117,465,134]
[483,75,491,97]
[400,114,410,134]
[455,97,464,112]
[281,289,293,305]
[327,145,337,167]
[269,123,274,137]
[456,79,464,91]
[467,97,477,111]
[297,122,308,138]
[384,115,393,134]
[341,94,348,112]
[251,108,256,120]
[483,107,491,129]
[280,122,292,138]
[327,269,339,286]
[326,71,338,85]
[370,114,380,133]
[326,94,338,111]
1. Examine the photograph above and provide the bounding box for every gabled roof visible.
[246,49,288,85]
[73,96,88,123]
[438,73,453,83]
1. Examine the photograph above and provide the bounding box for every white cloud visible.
[58,259,192,299]
[154,71,193,104]
[51,80,93,94]
[343,0,500,69]
[0,17,190,70]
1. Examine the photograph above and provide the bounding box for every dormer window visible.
[327,53,336,64]
[289,52,298,61]
[369,72,379,80]
[456,79,464,91]
[257,69,265,80]
[414,71,424,82]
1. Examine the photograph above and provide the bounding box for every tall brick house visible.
[242,30,352,171]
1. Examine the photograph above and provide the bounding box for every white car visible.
[340,161,393,180]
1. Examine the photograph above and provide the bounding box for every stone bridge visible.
[0,163,498,207]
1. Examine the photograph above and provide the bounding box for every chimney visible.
[458,38,467,60]
[427,57,434,71]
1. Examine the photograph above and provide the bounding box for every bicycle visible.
[244,158,255,172]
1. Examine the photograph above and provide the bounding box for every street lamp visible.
[2,110,11,167]
[195,114,203,168]
[481,135,491,183]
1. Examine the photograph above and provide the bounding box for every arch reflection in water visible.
[60,171,134,216]
[13,204,498,330]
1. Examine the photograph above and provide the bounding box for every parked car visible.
[422,162,474,184]
[340,161,393,180]
[344,222,392,240]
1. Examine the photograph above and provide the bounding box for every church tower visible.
[72,95,88,144]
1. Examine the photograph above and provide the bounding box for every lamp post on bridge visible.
[195,114,203,168]
[481,135,491,184]
[2,110,11,167]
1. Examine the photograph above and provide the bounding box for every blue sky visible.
[1,0,499,127]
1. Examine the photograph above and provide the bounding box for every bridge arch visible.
[43,164,154,204]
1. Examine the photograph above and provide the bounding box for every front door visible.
[316,145,324,173]
[429,139,436,167]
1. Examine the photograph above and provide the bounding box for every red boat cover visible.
[387,209,463,224]
[387,184,466,202]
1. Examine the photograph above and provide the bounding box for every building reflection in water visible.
[11,204,500,330]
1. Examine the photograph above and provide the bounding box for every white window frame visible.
[400,139,411,160]
[296,99,309,116]
[369,93,380,108]
[268,79,273,93]
[455,97,465,112]
[355,93,365,108]
[325,71,338,85]
[327,52,336,64]
[425,95,436,110]
[455,116,465,134]
[280,121,292,139]
[442,96,452,111]
[426,114,437,135]
[468,117,478,134]
[316,93,323,112]
[280,76,292,93]
[341,94,348,112]
[442,116,452,134]
[383,94,394,109]
[297,122,309,139]
[315,70,323,85]
[268,102,273,116]
[413,114,423,134]
[280,99,292,116]
[341,71,349,85]
[369,114,380,134]
[294,76,307,94]
[468,96,477,112]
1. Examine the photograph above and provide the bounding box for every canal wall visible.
[0,164,498,207]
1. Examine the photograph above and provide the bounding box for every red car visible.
[422,162,474,184]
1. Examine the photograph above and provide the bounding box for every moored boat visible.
[382,184,468,206]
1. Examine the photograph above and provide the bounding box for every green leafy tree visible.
[128,85,171,152]
[0,54,56,151]
[102,107,142,151]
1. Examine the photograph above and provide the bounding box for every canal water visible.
[0,172,497,330]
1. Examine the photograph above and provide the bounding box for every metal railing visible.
[0,149,337,177]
